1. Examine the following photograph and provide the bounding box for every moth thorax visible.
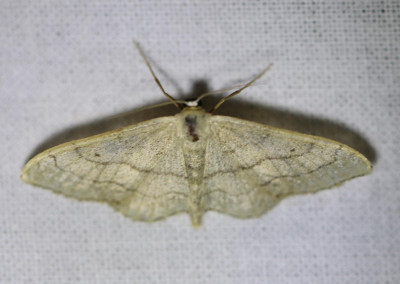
[178,108,210,143]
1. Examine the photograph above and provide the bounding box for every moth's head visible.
[182,97,203,108]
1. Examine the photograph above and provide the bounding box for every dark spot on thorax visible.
[185,116,199,142]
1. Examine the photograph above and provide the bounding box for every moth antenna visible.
[195,85,248,104]
[106,100,188,120]
[134,42,182,110]
[209,64,273,114]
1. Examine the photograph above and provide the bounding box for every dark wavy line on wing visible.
[48,155,188,199]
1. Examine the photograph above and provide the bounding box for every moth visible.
[21,44,372,227]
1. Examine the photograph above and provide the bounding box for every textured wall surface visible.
[1,1,399,283]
